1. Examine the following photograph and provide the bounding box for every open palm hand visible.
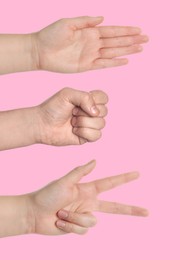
[33,16,148,73]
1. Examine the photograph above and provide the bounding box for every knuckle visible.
[67,211,75,223]
[61,87,72,95]
[126,37,134,45]
[98,90,109,104]
[100,118,106,128]
[65,222,74,233]
[112,202,120,214]
[76,116,85,126]
[83,93,92,103]
[61,18,68,24]
[103,106,108,116]
[73,165,83,173]
[93,131,102,141]
[80,127,88,136]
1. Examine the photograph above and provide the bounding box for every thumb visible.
[70,16,104,29]
[64,88,100,116]
[63,160,96,183]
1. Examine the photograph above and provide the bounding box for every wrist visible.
[17,106,41,147]
[18,195,35,235]
[22,194,36,235]
[28,32,40,71]
[29,106,42,145]
[0,195,35,237]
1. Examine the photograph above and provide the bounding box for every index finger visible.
[90,90,109,105]
[96,200,149,217]
[92,172,140,194]
[98,26,141,38]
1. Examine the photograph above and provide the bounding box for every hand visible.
[28,160,148,236]
[35,87,108,146]
[32,16,149,73]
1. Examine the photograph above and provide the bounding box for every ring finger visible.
[56,219,88,235]
[100,44,143,59]
[73,127,102,142]
[57,210,97,228]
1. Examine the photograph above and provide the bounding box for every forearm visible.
[0,195,33,238]
[0,107,39,150]
[0,34,37,75]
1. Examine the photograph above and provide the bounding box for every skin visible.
[0,16,149,75]
[0,87,108,150]
[0,160,149,238]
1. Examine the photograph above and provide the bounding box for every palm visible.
[37,20,101,73]
[32,178,96,235]
[40,26,100,73]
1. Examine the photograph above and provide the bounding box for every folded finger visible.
[72,116,106,130]
[100,45,143,59]
[56,219,88,235]
[102,35,149,48]
[96,200,149,217]
[73,105,108,117]
[57,210,97,228]
[73,127,102,142]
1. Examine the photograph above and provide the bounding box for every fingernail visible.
[143,209,149,217]
[57,220,66,228]
[58,210,68,219]
[91,106,98,115]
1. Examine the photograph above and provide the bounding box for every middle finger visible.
[101,35,149,48]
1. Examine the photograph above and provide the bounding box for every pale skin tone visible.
[0,160,149,238]
[0,16,149,75]
[0,16,149,237]
[0,87,108,150]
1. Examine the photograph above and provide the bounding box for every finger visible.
[69,16,104,29]
[100,45,143,59]
[56,219,88,235]
[92,172,140,194]
[57,210,97,228]
[92,58,128,70]
[61,87,99,117]
[98,26,141,38]
[102,35,149,48]
[96,200,149,217]
[73,127,102,142]
[89,90,109,104]
[73,105,108,117]
[72,116,106,130]
[63,160,96,183]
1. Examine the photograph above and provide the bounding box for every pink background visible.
[0,0,180,259]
